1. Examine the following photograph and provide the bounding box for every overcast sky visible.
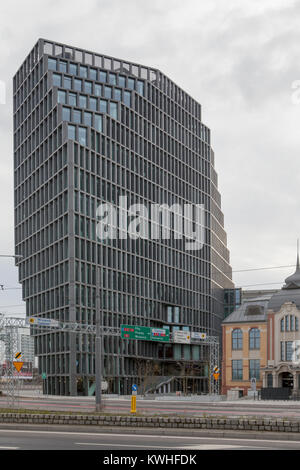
[0,0,300,315]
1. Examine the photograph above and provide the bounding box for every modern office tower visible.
[13,39,233,396]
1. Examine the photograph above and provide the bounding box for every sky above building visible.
[0,0,299,314]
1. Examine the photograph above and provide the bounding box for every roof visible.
[223,295,272,324]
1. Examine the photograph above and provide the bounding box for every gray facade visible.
[13,39,233,395]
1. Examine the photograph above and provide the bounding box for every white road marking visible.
[76,443,175,449]
[0,446,19,449]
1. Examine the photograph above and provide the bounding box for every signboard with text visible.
[121,325,170,342]
[173,330,191,344]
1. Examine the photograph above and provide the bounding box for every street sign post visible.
[121,325,169,342]
[131,384,137,413]
[213,366,220,381]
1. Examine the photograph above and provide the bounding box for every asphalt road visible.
[2,396,300,419]
[1,426,300,450]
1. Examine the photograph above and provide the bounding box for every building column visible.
[273,372,278,387]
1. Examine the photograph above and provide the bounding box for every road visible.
[0,426,300,450]
[2,395,300,419]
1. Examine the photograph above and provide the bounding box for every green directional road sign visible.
[121,325,170,342]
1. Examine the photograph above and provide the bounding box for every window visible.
[285,315,289,331]
[94,114,102,132]
[59,61,67,73]
[68,125,76,140]
[110,102,118,120]
[249,360,260,380]
[124,91,131,107]
[104,86,112,99]
[58,90,66,104]
[128,78,135,90]
[232,360,243,380]
[90,68,97,80]
[85,81,92,94]
[286,341,293,361]
[291,315,295,331]
[79,95,87,108]
[95,84,102,97]
[118,76,126,87]
[69,93,77,106]
[280,318,284,332]
[232,329,242,350]
[69,63,77,75]
[109,73,116,85]
[73,109,81,124]
[52,73,61,87]
[296,317,299,331]
[137,80,144,96]
[62,107,71,121]
[281,341,285,361]
[114,88,122,101]
[249,328,260,350]
[99,71,107,83]
[100,100,107,113]
[74,79,82,92]
[64,76,72,89]
[89,97,97,111]
[79,66,88,78]
[48,58,57,71]
[84,112,92,126]
[78,127,87,146]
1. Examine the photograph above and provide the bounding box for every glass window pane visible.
[124,91,131,107]
[95,84,102,97]
[94,114,102,132]
[69,63,77,75]
[73,109,81,124]
[64,76,72,89]
[79,95,87,108]
[90,68,97,80]
[62,107,71,121]
[128,78,135,90]
[68,125,76,140]
[104,86,112,99]
[118,76,126,87]
[78,127,87,146]
[69,93,77,106]
[110,102,118,120]
[90,97,97,111]
[53,73,61,87]
[48,58,57,71]
[79,65,88,78]
[85,81,92,94]
[74,79,82,92]
[99,71,107,83]
[58,90,66,104]
[59,61,67,73]
[109,73,116,85]
[84,112,92,126]
[100,100,107,113]
[137,80,144,96]
[114,88,121,101]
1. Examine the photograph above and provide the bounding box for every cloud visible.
[0,0,300,308]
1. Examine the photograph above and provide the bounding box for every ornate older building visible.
[222,252,300,397]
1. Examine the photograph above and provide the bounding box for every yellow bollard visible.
[131,395,136,413]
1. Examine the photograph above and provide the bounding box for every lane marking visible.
[0,446,19,449]
[76,443,174,449]
[0,429,300,445]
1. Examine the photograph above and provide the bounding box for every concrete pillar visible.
[273,372,278,387]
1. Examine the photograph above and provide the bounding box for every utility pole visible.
[95,243,102,412]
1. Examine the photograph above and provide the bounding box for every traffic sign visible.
[26,317,60,328]
[42,372,47,380]
[121,325,170,342]
[132,384,138,392]
[15,352,22,359]
[173,330,191,344]
[13,362,24,373]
